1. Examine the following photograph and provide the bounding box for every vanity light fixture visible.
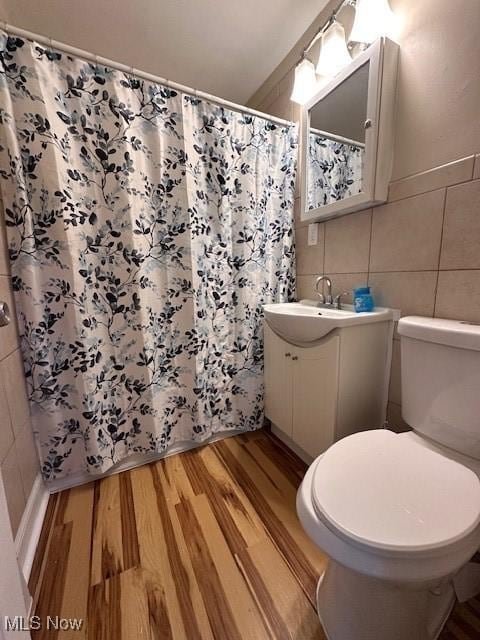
[290,0,354,105]
[290,57,318,105]
[349,0,396,44]
[290,0,398,104]
[316,20,351,77]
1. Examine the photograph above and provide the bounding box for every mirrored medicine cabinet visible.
[300,37,399,222]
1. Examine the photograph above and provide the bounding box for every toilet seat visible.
[311,430,480,557]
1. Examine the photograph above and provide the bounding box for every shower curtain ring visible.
[129,66,136,86]
[48,36,55,56]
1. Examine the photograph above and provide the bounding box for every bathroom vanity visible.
[264,301,394,461]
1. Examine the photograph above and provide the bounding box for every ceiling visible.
[0,0,327,104]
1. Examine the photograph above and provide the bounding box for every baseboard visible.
[46,428,246,493]
[15,474,49,582]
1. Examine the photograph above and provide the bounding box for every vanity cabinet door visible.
[264,323,293,437]
[292,335,339,458]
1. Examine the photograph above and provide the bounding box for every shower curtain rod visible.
[1,22,294,128]
[309,125,365,148]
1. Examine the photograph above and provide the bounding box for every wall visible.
[0,205,39,536]
[0,0,325,104]
[248,0,480,430]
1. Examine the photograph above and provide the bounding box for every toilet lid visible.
[311,430,480,553]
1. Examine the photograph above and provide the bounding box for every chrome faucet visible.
[315,276,349,309]
[315,276,333,305]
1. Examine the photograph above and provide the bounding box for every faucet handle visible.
[333,291,350,309]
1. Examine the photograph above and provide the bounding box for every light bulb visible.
[290,58,317,105]
[349,0,397,44]
[316,21,352,78]
[316,75,331,90]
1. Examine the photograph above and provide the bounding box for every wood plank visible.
[198,445,266,548]
[119,472,140,570]
[151,464,214,640]
[226,437,326,577]
[159,454,196,504]
[236,430,266,444]
[129,464,187,640]
[254,431,307,487]
[214,438,325,604]
[88,572,121,640]
[455,603,480,634]
[55,489,71,526]
[235,551,292,640]
[442,620,472,640]
[449,608,480,638]
[181,448,254,554]
[90,475,123,585]
[88,567,152,640]
[144,576,174,640]
[439,630,460,640]
[32,522,73,640]
[175,497,245,640]
[237,539,325,640]
[119,568,151,640]
[90,474,125,585]
[58,483,95,640]
[178,492,271,640]
[465,598,480,616]
[244,438,299,496]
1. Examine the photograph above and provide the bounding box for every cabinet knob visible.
[285,352,291,357]
[292,356,298,361]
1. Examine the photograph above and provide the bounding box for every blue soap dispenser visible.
[353,286,375,312]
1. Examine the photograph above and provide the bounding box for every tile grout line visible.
[367,208,374,287]
[322,221,326,276]
[433,187,448,318]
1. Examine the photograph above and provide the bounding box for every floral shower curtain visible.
[0,32,297,484]
[307,131,364,210]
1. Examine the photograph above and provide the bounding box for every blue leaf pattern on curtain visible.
[307,132,363,210]
[0,33,297,483]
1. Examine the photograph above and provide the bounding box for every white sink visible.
[263,300,393,345]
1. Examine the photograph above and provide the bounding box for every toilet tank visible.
[398,316,480,460]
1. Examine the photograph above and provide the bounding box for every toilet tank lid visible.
[398,316,480,351]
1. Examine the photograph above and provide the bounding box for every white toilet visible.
[297,316,480,640]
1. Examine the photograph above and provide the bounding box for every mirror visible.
[300,38,399,223]
[307,62,368,210]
